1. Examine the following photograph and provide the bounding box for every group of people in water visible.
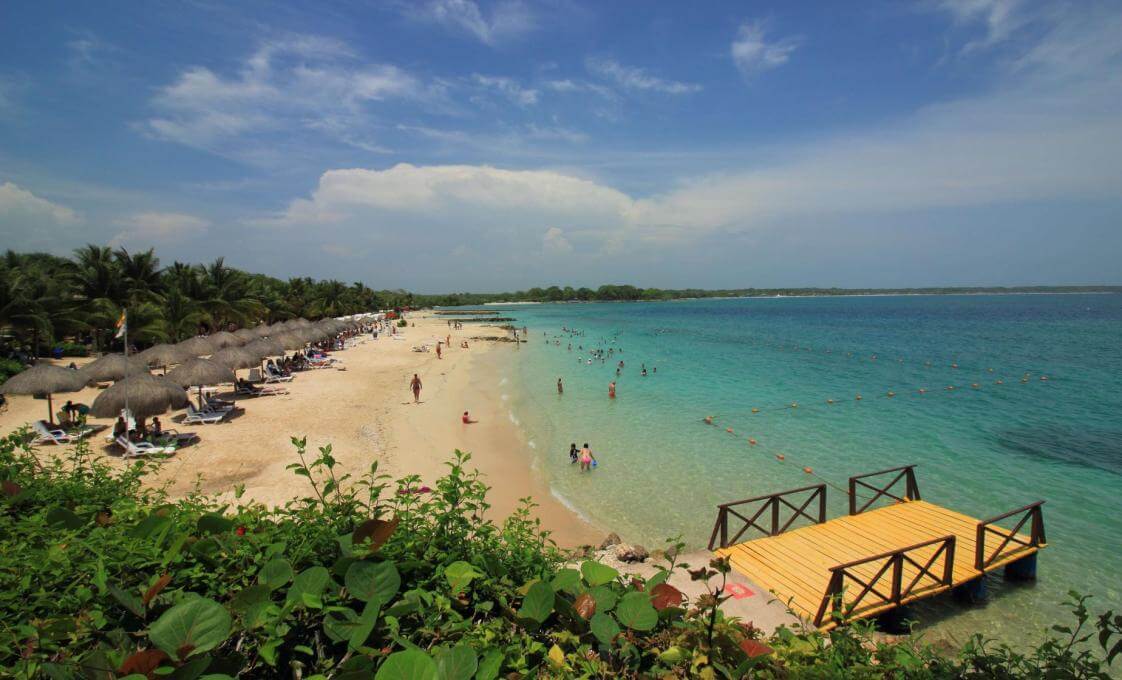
[568,442,597,471]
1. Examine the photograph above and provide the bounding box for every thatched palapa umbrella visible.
[177,336,217,357]
[252,325,273,338]
[210,346,260,371]
[79,353,147,383]
[137,343,191,372]
[0,364,87,424]
[166,358,236,404]
[209,331,243,349]
[245,338,284,357]
[233,328,257,343]
[91,374,188,420]
[273,333,308,351]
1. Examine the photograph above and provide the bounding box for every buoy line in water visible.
[702,372,1054,501]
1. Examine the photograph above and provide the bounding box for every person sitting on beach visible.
[462,411,478,424]
[151,416,163,437]
[569,443,578,464]
[579,443,596,472]
[133,417,148,442]
[113,416,128,440]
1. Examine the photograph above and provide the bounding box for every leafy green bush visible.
[53,342,90,357]
[0,357,24,383]
[396,318,408,328]
[0,431,1118,679]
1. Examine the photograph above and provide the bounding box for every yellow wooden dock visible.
[709,466,1046,628]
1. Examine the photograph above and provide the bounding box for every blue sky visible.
[1,0,1120,292]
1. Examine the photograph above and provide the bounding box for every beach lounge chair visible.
[33,420,92,445]
[116,435,173,458]
[184,404,226,424]
[155,428,199,446]
[203,395,235,412]
[264,366,294,383]
[236,382,288,397]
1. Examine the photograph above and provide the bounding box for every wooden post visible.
[770,497,780,536]
[891,554,904,603]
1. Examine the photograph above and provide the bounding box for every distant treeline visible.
[414,284,1122,307]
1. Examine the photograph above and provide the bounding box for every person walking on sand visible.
[436,342,442,359]
[579,443,596,471]
[410,373,423,403]
[462,411,477,424]
[557,377,563,394]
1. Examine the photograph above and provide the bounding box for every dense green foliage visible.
[1,431,1120,678]
[0,247,413,356]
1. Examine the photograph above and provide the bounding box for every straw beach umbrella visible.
[0,364,87,424]
[252,325,273,338]
[233,328,257,343]
[91,374,188,420]
[79,353,147,383]
[137,343,191,372]
[176,336,217,357]
[165,358,236,404]
[209,331,243,349]
[245,338,284,357]
[273,333,308,351]
[210,347,259,371]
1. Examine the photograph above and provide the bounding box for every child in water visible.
[569,443,578,464]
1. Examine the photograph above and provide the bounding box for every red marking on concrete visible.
[726,583,754,599]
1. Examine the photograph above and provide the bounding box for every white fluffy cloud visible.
[410,0,534,45]
[0,182,79,225]
[110,212,210,247]
[0,182,82,253]
[730,21,800,76]
[586,58,701,95]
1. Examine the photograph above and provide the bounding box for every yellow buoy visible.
[887,391,896,397]
[826,398,835,404]
[751,407,759,414]
[790,402,798,408]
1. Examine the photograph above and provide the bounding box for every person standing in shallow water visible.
[410,373,422,403]
[608,381,616,399]
[557,377,563,394]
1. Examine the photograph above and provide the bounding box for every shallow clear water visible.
[474,294,1122,647]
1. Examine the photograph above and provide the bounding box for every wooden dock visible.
[709,465,1046,628]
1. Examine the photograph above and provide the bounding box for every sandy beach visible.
[0,315,600,547]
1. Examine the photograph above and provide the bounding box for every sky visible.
[1,0,1120,292]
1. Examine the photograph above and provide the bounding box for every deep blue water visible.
[473,294,1122,646]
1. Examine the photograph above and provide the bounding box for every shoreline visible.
[0,315,601,548]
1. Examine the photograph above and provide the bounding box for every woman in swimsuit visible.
[579,443,596,472]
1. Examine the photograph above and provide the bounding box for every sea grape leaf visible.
[434,644,477,680]
[616,591,658,631]
[444,561,481,594]
[229,585,272,629]
[45,506,84,529]
[345,560,401,604]
[374,649,438,680]
[352,516,399,552]
[517,581,554,624]
[739,639,775,658]
[149,598,231,661]
[287,566,330,608]
[117,649,169,677]
[322,607,359,643]
[109,584,146,618]
[590,612,620,646]
[474,649,502,680]
[580,561,618,587]
[650,583,684,611]
[196,514,233,535]
[143,574,173,606]
[348,599,383,651]
[257,558,293,591]
[589,586,617,613]
[573,593,597,620]
[550,568,581,595]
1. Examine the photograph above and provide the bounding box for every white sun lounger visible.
[34,420,92,445]
[264,367,294,383]
[184,404,226,424]
[116,435,173,458]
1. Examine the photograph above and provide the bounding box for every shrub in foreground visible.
[0,431,1118,679]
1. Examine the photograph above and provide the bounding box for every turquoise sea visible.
[472,294,1122,647]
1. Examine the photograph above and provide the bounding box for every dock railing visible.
[848,464,921,515]
[975,501,1046,570]
[814,534,956,626]
[708,483,827,550]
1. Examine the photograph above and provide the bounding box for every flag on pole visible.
[114,310,127,339]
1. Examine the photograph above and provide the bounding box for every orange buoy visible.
[775,454,784,460]
[704,416,714,425]
[726,427,734,434]
[748,438,757,446]
[802,466,813,474]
